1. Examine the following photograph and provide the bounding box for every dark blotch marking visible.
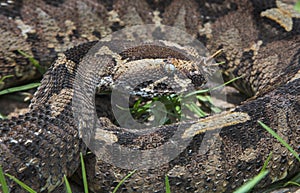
[64,41,98,64]
[250,0,300,41]
[98,0,114,11]
[153,82,171,91]
[235,50,255,95]
[56,34,64,44]
[110,22,124,32]
[145,0,173,13]
[195,1,238,23]
[197,33,209,47]
[25,32,40,44]
[120,45,189,61]
[250,0,276,13]
[0,0,23,18]
[283,47,300,80]
[71,29,81,39]
[275,79,300,97]
[92,30,101,39]
[49,64,74,93]
[134,80,154,91]
[43,0,65,7]
[292,18,300,34]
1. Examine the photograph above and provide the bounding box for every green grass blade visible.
[80,152,89,193]
[0,114,7,120]
[295,0,300,12]
[5,173,36,193]
[234,151,272,193]
[196,95,222,113]
[210,76,244,92]
[17,50,46,74]
[0,166,9,193]
[185,102,207,117]
[233,170,269,193]
[285,181,300,187]
[285,169,300,187]
[64,175,72,193]
[184,89,210,97]
[261,152,273,172]
[0,75,14,83]
[0,83,40,96]
[258,121,300,162]
[112,170,136,193]
[185,76,243,97]
[165,175,171,193]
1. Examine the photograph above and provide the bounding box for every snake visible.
[0,0,300,192]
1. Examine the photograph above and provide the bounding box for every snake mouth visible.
[132,81,175,97]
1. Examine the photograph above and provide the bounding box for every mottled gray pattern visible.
[0,0,299,193]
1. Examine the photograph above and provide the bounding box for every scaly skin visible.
[0,0,299,192]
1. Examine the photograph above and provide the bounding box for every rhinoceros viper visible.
[0,0,299,192]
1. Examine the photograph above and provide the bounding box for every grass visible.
[124,76,242,126]
[3,172,36,193]
[0,75,14,84]
[0,114,7,120]
[17,50,46,74]
[0,51,42,118]
[232,121,300,193]
[0,153,90,193]
[295,0,300,12]
[0,83,40,96]
[165,175,171,193]
[0,50,42,96]
[0,82,40,119]
[233,152,272,193]
[258,121,300,162]
[0,50,43,97]
[64,175,72,193]
[80,152,89,193]
[112,170,137,193]
[0,165,9,193]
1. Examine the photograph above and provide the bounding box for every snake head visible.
[94,42,210,97]
[163,58,207,88]
[111,56,208,98]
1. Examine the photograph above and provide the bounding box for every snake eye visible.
[163,61,176,75]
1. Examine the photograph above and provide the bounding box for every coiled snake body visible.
[0,0,300,192]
